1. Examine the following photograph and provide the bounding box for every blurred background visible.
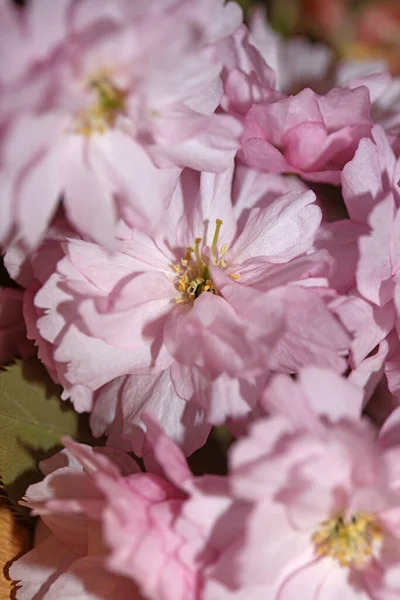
[238,0,400,75]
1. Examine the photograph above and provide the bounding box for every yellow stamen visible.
[211,219,223,261]
[76,70,126,137]
[172,218,240,303]
[194,238,203,268]
[229,273,241,280]
[312,513,382,568]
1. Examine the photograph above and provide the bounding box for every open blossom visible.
[183,368,400,600]
[6,1,400,599]
[9,442,145,600]
[10,418,206,600]
[0,0,241,252]
[19,165,349,452]
[12,373,400,600]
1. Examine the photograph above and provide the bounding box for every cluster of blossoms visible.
[2,0,400,598]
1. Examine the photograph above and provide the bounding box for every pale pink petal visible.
[334,295,395,366]
[268,286,350,374]
[9,535,78,600]
[28,0,71,59]
[298,367,363,421]
[90,371,210,457]
[240,138,289,173]
[356,195,395,305]
[63,138,117,250]
[277,558,335,600]
[43,557,141,600]
[0,172,13,244]
[342,137,384,224]
[98,131,180,232]
[349,339,389,406]
[283,121,328,171]
[230,190,320,263]
[141,413,193,488]
[149,116,242,173]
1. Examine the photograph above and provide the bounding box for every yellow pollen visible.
[76,70,126,137]
[173,219,239,303]
[312,513,382,568]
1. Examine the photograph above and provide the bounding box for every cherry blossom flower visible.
[239,84,373,184]
[10,420,205,600]
[18,166,349,452]
[184,368,400,600]
[0,0,241,252]
[9,443,145,600]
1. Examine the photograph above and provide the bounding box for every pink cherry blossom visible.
[10,422,205,600]
[96,416,208,600]
[239,85,373,184]
[0,0,241,252]
[19,166,349,451]
[183,369,400,600]
[9,443,144,600]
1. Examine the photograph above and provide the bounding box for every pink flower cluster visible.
[2,1,400,598]
[10,381,400,600]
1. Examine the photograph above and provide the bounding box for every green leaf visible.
[0,357,85,516]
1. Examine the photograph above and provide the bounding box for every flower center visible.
[76,70,126,136]
[312,513,382,568]
[173,219,239,304]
